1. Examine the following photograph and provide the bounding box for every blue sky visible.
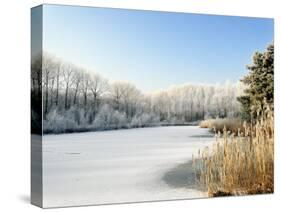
[42,4,273,92]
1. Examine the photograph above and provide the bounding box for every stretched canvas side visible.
[31,5,43,208]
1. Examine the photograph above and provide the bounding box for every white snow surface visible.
[42,126,214,208]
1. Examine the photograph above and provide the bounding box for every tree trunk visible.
[65,83,69,110]
[50,78,55,108]
[44,73,49,118]
[73,83,79,105]
[93,93,97,119]
[55,70,60,106]
[84,91,87,108]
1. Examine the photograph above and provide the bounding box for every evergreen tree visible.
[238,44,274,121]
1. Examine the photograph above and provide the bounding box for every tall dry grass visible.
[200,118,243,135]
[194,103,274,196]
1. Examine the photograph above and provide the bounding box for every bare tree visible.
[62,63,74,110]
[31,53,42,98]
[80,71,90,108]
[89,73,108,118]
[110,81,124,111]
[55,61,62,107]
[49,75,55,108]
[42,53,56,117]
[119,82,141,118]
[72,67,83,105]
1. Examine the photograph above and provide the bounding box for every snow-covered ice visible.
[42,126,214,208]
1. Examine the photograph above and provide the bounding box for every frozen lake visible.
[42,126,214,208]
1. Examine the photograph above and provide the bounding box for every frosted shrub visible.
[44,109,78,133]
[66,107,82,125]
[151,114,160,125]
[93,104,113,130]
[111,110,127,129]
[131,116,141,128]
[140,113,152,126]
[131,113,160,128]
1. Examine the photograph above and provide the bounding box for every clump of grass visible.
[199,118,243,135]
[194,103,274,197]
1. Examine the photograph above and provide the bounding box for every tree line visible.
[31,52,244,133]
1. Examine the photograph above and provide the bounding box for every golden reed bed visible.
[194,104,274,197]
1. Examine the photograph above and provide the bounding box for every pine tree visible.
[238,44,274,121]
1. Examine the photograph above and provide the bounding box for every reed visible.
[199,118,243,135]
[194,103,274,196]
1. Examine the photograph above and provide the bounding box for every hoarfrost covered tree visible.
[80,71,90,109]
[55,60,61,107]
[88,73,108,121]
[31,53,43,133]
[41,52,243,133]
[72,67,83,106]
[42,53,57,118]
[110,81,124,111]
[94,104,127,130]
[119,82,141,119]
[31,53,42,99]
[61,63,74,110]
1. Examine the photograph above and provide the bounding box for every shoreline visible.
[43,122,201,135]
